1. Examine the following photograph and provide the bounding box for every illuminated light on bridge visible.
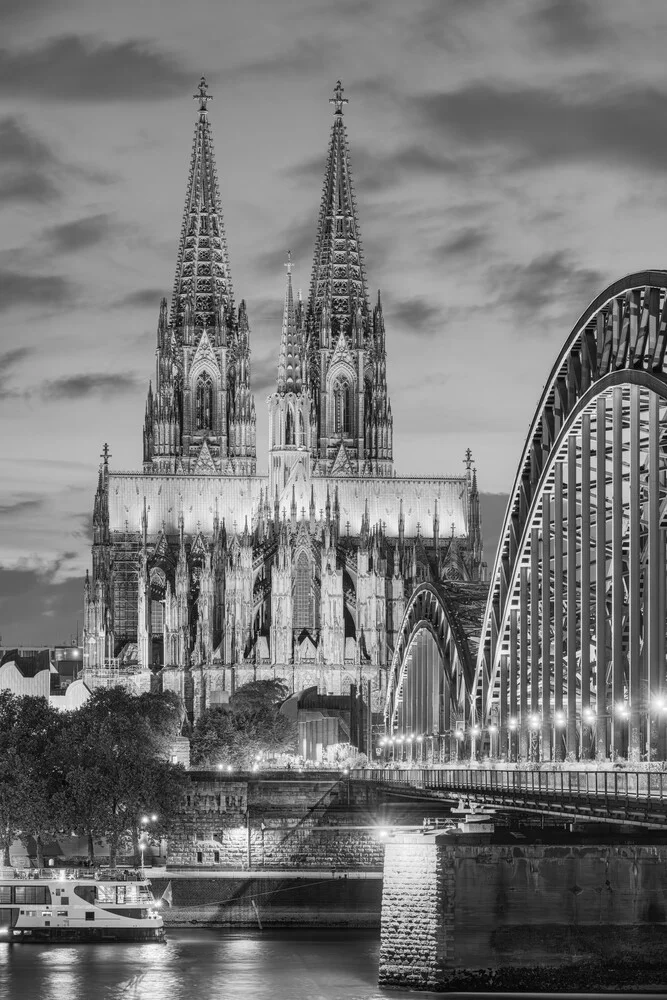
[385,273,667,763]
[474,271,667,762]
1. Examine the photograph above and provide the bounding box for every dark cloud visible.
[0,347,32,378]
[42,372,142,400]
[234,36,338,81]
[433,226,488,260]
[114,288,165,310]
[531,0,609,50]
[252,352,279,399]
[0,171,59,204]
[0,117,56,165]
[0,496,43,516]
[255,215,316,280]
[0,571,83,645]
[70,513,93,541]
[0,36,194,101]
[0,117,60,204]
[44,214,112,254]
[388,297,444,336]
[414,81,667,173]
[289,143,465,195]
[491,251,605,327]
[0,270,74,313]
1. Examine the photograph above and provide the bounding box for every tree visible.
[190,679,297,768]
[55,687,187,866]
[0,693,66,867]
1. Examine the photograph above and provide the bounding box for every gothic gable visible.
[194,440,217,474]
[330,442,355,476]
[191,330,221,378]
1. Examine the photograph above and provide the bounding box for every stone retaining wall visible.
[150,875,382,928]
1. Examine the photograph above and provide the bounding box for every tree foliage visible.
[191,679,297,768]
[0,688,187,867]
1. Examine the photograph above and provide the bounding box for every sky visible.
[1,0,666,644]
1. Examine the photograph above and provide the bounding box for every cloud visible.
[255,214,316,280]
[491,250,605,327]
[252,352,279,399]
[289,143,466,196]
[0,568,84,645]
[0,496,43,516]
[41,372,143,400]
[0,270,74,313]
[0,171,59,204]
[387,296,444,335]
[0,116,60,204]
[0,347,32,379]
[531,0,609,51]
[114,288,165,310]
[433,226,488,260]
[413,80,667,173]
[44,214,113,254]
[0,36,194,101]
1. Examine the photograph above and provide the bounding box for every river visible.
[0,929,430,1000]
[0,929,662,999]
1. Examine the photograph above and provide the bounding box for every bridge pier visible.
[379,830,667,991]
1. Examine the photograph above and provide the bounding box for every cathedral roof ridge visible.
[169,76,234,334]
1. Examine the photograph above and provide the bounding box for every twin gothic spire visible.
[144,78,392,476]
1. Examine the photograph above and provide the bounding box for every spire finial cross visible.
[194,76,213,112]
[330,80,348,115]
[101,443,111,465]
[464,447,473,471]
[284,249,293,277]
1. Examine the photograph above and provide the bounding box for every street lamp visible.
[139,814,158,871]
[471,725,480,762]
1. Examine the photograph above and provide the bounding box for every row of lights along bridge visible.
[384,698,667,764]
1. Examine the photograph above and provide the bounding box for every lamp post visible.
[470,725,480,763]
[554,710,566,761]
[508,717,518,762]
[139,813,158,871]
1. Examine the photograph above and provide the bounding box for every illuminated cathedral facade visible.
[83,80,484,719]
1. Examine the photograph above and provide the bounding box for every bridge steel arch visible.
[385,582,486,758]
[476,272,667,763]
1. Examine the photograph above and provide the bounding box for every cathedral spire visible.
[171,76,234,333]
[276,251,301,394]
[308,81,368,331]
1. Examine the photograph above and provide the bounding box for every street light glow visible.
[554,711,566,726]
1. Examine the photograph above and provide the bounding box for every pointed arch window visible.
[333,378,353,436]
[285,407,295,446]
[293,551,314,632]
[195,371,213,430]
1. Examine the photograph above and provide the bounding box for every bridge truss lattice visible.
[476,271,667,762]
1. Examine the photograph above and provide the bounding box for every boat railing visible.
[0,866,148,882]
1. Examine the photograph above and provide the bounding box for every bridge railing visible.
[355,767,667,805]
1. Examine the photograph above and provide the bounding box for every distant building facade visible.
[83,80,484,720]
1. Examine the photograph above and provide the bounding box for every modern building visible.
[83,79,484,721]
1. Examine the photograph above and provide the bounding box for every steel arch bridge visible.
[473,271,667,763]
[383,581,488,754]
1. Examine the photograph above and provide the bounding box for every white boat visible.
[0,867,165,943]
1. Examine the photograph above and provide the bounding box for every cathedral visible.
[83,79,484,721]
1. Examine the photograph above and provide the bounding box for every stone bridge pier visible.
[379,830,667,991]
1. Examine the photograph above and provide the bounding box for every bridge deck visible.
[357,767,667,829]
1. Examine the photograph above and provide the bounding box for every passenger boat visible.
[0,867,165,943]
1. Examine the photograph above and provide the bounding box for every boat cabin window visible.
[85,911,95,921]
[14,886,51,905]
[0,887,11,904]
[74,886,97,904]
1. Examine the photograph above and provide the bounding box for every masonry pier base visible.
[379,831,667,992]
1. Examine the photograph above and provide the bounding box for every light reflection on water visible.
[0,930,661,1000]
[0,929,440,1000]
